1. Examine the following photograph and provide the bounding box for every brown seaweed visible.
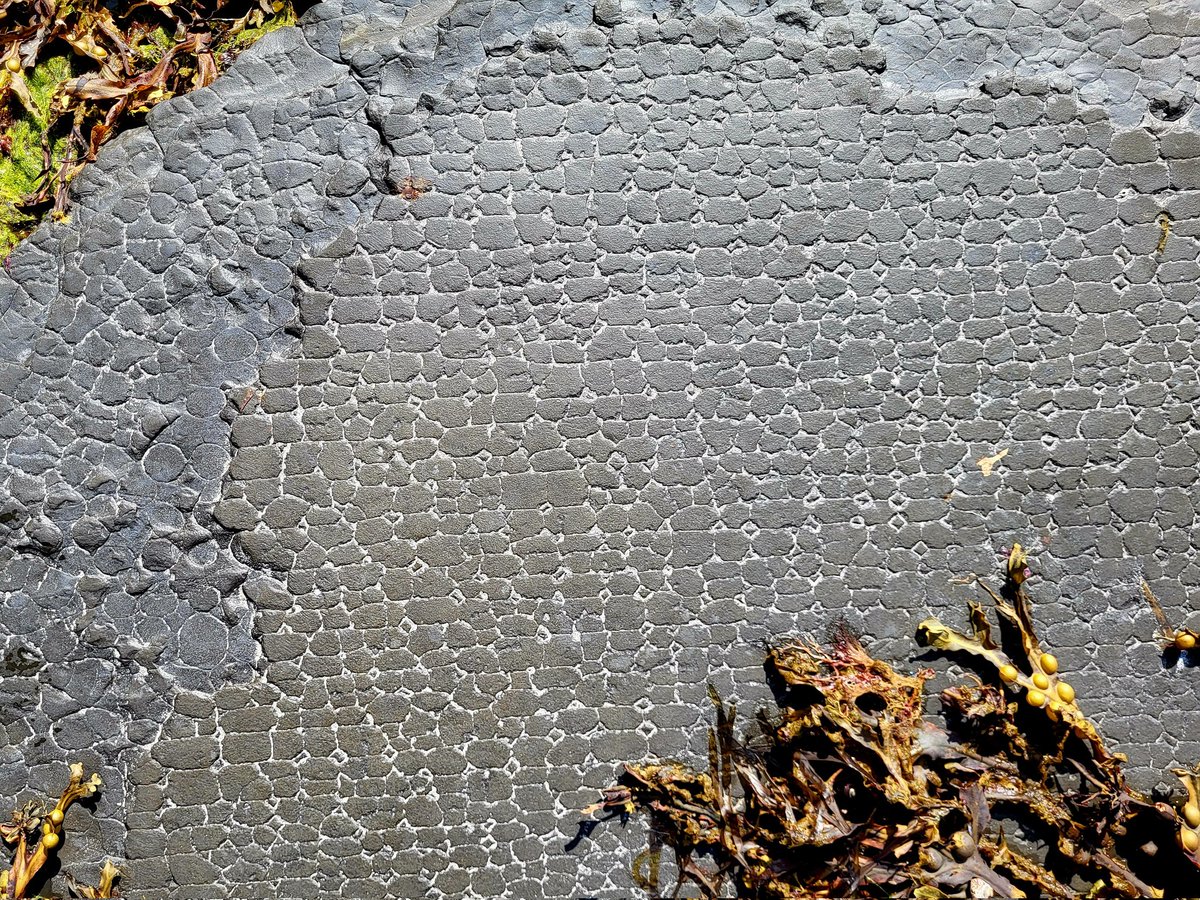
[584,544,1200,898]
[0,763,112,899]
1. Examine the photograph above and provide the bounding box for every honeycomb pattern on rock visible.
[0,25,387,874]
[2,0,1200,896]
[171,13,1200,900]
[874,0,1200,128]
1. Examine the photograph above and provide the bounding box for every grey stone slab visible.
[5,0,1200,896]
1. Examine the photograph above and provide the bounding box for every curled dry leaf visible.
[1156,212,1170,256]
[582,548,1199,898]
[65,858,123,898]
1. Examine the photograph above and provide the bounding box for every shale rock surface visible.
[2,0,1200,895]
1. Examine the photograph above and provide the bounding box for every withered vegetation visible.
[398,175,433,201]
[0,763,118,900]
[585,546,1200,898]
[1141,581,1198,658]
[0,0,303,254]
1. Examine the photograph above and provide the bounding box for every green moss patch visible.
[0,1,303,258]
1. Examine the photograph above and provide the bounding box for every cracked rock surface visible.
[2,0,1200,895]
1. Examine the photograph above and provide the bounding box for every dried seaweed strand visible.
[584,545,1200,899]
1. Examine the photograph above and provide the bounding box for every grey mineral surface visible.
[2,0,1200,895]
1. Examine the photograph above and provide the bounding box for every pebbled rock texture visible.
[2,0,1200,895]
